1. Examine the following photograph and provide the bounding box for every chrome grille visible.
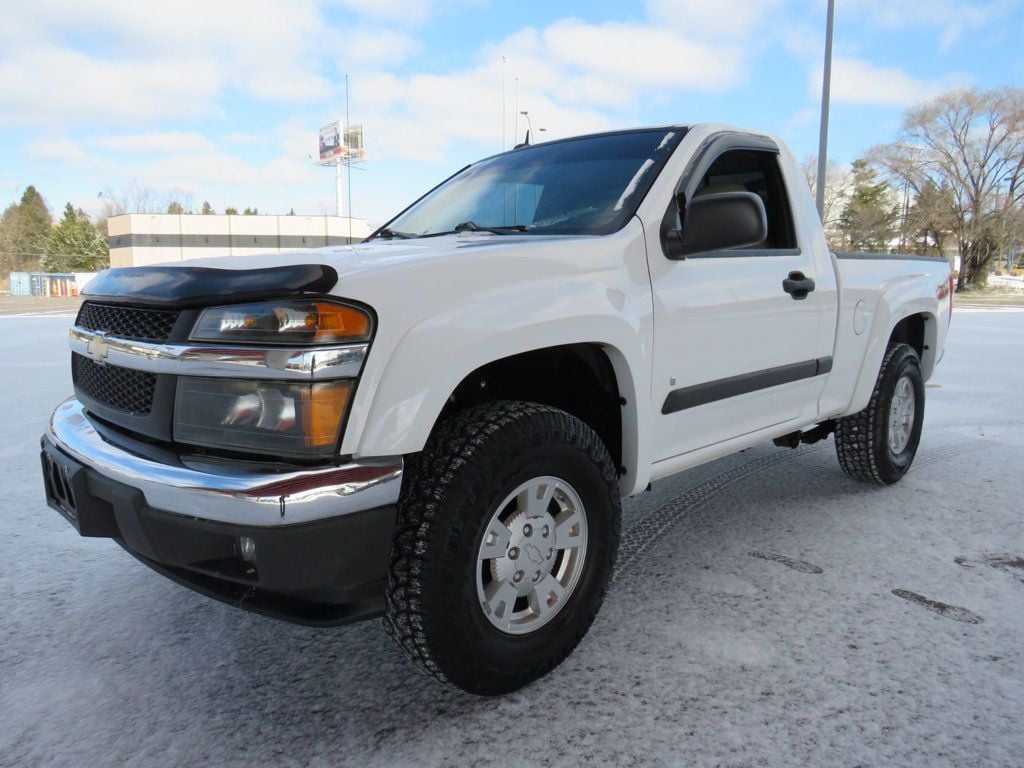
[71,353,157,415]
[76,302,179,342]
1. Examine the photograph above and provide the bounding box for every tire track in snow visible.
[615,426,1013,579]
[748,551,824,574]
[891,589,984,624]
[615,447,824,578]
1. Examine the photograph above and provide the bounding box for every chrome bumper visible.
[45,398,403,527]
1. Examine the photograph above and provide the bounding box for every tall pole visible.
[346,74,352,243]
[514,77,519,145]
[815,0,835,222]
[335,158,344,219]
[501,57,506,151]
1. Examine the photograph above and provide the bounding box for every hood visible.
[169,232,600,281]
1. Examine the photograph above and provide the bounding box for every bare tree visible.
[872,87,1024,289]
[801,155,850,247]
[100,180,163,215]
[99,181,199,220]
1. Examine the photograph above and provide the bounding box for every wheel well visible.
[889,314,926,358]
[437,344,623,472]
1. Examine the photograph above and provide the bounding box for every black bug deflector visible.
[82,264,339,308]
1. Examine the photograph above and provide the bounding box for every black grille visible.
[72,353,157,415]
[76,302,179,342]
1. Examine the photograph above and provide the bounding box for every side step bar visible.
[772,420,837,449]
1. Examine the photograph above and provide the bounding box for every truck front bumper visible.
[40,397,402,626]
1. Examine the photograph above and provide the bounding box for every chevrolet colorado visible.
[40,124,953,695]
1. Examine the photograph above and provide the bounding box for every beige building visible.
[107,213,372,268]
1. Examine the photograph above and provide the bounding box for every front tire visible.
[835,342,925,484]
[383,401,621,695]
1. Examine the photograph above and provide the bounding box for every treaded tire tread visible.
[382,400,621,695]
[834,342,924,485]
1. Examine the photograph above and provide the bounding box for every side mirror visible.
[662,191,768,259]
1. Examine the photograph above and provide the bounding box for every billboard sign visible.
[318,121,366,165]
[319,121,343,163]
[344,125,366,161]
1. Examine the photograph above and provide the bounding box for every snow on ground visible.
[2,311,1023,768]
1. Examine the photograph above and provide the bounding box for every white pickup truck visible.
[41,124,953,695]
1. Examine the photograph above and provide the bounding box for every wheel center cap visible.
[523,542,545,565]
[492,511,557,595]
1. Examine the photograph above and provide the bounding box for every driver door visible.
[647,138,830,462]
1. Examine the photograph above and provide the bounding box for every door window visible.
[692,150,797,250]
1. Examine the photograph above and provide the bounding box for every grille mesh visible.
[76,302,179,342]
[71,353,157,415]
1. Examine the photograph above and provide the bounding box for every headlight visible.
[174,377,352,457]
[190,300,371,345]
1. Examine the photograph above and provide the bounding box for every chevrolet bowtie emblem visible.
[87,333,111,363]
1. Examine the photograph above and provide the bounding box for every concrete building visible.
[107,213,372,268]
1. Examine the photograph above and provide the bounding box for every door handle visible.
[783,271,815,300]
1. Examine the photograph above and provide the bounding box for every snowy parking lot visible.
[2,309,1023,768]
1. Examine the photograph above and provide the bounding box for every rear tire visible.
[835,342,925,485]
[383,401,621,695]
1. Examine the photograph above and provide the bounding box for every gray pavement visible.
[2,309,1023,767]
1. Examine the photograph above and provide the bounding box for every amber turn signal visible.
[301,381,352,448]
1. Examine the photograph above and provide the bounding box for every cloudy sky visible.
[1,0,1021,225]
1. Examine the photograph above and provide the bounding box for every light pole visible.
[815,0,835,222]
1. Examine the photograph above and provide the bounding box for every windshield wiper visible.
[371,226,415,240]
[451,221,528,235]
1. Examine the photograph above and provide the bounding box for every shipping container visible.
[10,272,31,296]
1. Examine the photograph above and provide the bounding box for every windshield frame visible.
[367,126,688,241]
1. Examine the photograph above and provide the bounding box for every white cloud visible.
[812,57,969,107]
[26,139,93,165]
[342,29,422,68]
[0,0,776,220]
[351,18,749,163]
[333,0,436,24]
[92,133,216,154]
[0,46,220,126]
[843,0,1013,51]
[0,0,333,124]
[645,0,786,39]
[542,21,744,93]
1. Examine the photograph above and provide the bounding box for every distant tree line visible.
[0,186,109,277]
[0,181,297,280]
[806,86,1024,290]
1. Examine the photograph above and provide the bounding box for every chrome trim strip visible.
[69,326,366,380]
[47,398,402,526]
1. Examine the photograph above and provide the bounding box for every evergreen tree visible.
[43,203,109,272]
[166,201,186,214]
[0,185,52,275]
[224,206,239,215]
[201,201,214,215]
[839,160,899,252]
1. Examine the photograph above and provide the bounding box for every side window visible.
[693,149,797,250]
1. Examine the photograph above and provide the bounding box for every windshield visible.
[381,129,683,238]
